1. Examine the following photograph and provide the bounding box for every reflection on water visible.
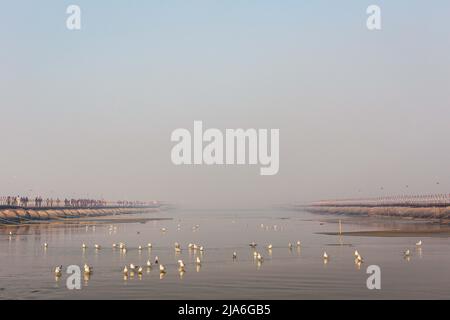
[0,209,450,299]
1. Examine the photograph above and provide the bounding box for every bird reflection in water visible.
[83,273,90,285]
[417,247,423,259]
[257,261,262,270]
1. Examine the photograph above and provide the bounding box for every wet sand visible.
[305,206,450,221]
[315,214,450,237]
[318,229,450,238]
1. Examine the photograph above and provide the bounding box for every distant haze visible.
[1,1,449,209]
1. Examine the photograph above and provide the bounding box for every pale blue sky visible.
[1,1,449,208]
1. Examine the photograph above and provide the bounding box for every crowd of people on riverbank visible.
[0,196,108,208]
[0,196,156,208]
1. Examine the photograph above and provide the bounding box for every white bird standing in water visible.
[267,244,273,250]
[196,256,201,266]
[84,264,93,275]
[178,260,185,272]
[416,240,422,246]
[155,256,159,264]
[288,243,293,249]
[159,264,166,273]
[129,263,136,271]
[54,265,62,277]
[123,266,129,275]
[95,244,101,250]
[137,266,143,275]
[44,243,48,248]
[296,241,301,247]
[404,249,411,257]
[146,260,152,267]
[355,254,364,263]
[354,250,359,258]
[147,243,152,248]
[138,245,142,251]
[82,243,87,249]
[257,253,264,262]
[233,252,237,260]
[323,251,329,260]
[112,243,117,248]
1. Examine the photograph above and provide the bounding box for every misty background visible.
[1,1,449,208]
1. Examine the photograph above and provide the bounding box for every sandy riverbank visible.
[318,229,450,238]
[0,207,159,225]
[305,206,450,221]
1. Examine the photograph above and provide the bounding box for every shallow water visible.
[1,209,449,299]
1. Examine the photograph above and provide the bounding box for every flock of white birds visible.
[44,224,424,279]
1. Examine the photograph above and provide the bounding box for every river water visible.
[0,209,449,299]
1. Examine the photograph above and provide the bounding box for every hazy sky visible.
[1,1,449,208]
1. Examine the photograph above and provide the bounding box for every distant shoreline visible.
[304,205,450,223]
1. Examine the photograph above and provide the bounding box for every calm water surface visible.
[1,209,449,299]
